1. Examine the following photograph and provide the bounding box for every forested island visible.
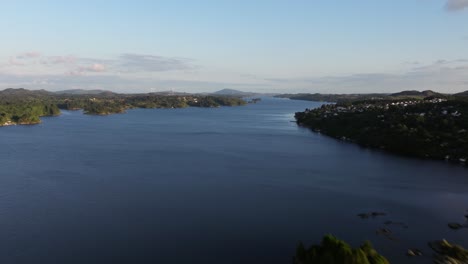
[294,91,468,164]
[0,88,246,126]
[276,90,451,104]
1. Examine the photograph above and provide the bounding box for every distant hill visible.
[390,90,443,98]
[148,90,191,96]
[1,88,50,95]
[275,93,387,103]
[54,89,114,95]
[211,89,255,96]
[0,88,52,98]
[276,90,453,103]
[454,91,468,97]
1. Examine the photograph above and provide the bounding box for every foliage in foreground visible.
[294,235,389,264]
[429,239,468,264]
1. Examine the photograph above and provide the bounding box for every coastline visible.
[295,99,468,167]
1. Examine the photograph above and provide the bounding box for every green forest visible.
[0,101,60,125]
[0,88,246,125]
[295,97,468,163]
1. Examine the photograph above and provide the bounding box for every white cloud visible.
[68,63,107,76]
[3,52,194,76]
[41,55,76,65]
[7,51,42,66]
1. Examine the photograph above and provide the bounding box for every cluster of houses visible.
[1,120,14,126]
[180,96,198,103]
[305,98,457,119]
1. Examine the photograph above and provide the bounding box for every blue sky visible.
[0,0,467,93]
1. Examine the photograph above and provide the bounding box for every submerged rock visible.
[371,212,387,217]
[376,228,392,235]
[384,221,409,229]
[357,212,387,219]
[357,213,370,219]
[376,228,397,241]
[448,223,466,230]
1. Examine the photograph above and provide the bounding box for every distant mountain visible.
[211,89,255,96]
[390,90,443,98]
[54,89,114,95]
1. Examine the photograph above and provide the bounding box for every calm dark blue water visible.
[0,97,467,264]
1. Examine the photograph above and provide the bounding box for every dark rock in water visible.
[358,213,370,219]
[407,249,423,257]
[464,214,468,221]
[376,228,398,241]
[375,228,392,236]
[357,211,387,219]
[384,221,409,229]
[376,228,392,235]
[429,240,468,264]
[371,212,387,217]
[448,223,465,230]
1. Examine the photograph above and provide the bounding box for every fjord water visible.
[0,97,467,264]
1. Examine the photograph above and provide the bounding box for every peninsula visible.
[293,91,468,164]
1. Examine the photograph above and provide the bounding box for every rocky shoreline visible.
[355,210,468,263]
[1,120,41,126]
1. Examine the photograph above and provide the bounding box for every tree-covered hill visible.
[295,97,468,164]
[455,90,468,97]
[276,90,459,104]
[0,88,246,126]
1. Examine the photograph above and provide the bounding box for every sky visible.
[0,0,468,94]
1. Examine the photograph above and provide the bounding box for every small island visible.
[294,91,468,164]
[0,88,247,126]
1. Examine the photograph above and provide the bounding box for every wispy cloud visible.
[3,52,195,75]
[8,57,25,66]
[402,61,420,65]
[3,51,467,94]
[40,55,77,65]
[0,72,268,93]
[17,51,41,59]
[0,52,253,92]
[69,63,107,76]
[264,59,468,94]
[118,53,194,72]
[7,51,42,66]
[445,0,468,11]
